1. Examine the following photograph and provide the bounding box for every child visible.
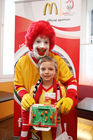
[21,56,68,140]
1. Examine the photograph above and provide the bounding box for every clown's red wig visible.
[25,20,56,51]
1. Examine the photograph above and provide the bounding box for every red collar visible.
[31,55,39,64]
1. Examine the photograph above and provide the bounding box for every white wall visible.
[80,0,87,44]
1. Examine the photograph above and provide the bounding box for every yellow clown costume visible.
[14,51,77,107]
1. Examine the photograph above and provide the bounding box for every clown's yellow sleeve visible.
[14,56,28,100]
[14,53,40,100]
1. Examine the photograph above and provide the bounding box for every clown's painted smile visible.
[33,36,50,59]
[37,48,47,56]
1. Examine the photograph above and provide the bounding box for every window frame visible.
[0,0,14,82]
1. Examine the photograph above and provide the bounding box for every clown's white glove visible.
[21,93,35,110]
[56,97,73,114]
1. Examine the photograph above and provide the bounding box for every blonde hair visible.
[38,56,57,72]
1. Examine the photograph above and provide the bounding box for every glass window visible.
[0,0,15,82]
[3,0,15,75]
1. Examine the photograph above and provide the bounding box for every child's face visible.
[33,36,50,59]
[39,61,56,83]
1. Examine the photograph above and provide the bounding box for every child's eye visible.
[49,68,54,70]
[41,68,45,71]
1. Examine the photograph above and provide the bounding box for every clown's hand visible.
[61,97,73,113]
[56,97,73,114]
[21,93,35,110]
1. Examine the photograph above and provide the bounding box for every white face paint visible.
[33,36,50,59]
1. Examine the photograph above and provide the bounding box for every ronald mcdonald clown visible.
[14,20,78,140]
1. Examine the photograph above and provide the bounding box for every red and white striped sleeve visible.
[64,76,78,107]
[15,85,28,100]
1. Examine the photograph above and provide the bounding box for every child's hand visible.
[21,93,35,110]
[56,97,73,114]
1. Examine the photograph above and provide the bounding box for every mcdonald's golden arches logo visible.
[43,2,58,15]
